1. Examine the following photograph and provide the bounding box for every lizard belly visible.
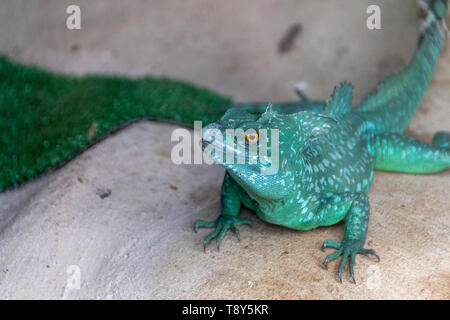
[254,197,322,231]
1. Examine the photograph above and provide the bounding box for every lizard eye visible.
[246,132,259,143]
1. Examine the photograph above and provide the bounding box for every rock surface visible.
[0,0,448,299]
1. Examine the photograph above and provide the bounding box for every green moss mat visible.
[0,56,233,191]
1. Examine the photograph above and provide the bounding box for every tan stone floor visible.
[0,0,448,299]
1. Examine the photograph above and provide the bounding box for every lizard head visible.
[201,84,351,208]
[201,105,325,204]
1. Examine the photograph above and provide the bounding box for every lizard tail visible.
[355,0,447,134]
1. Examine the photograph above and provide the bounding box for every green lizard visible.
[194,0,450,282]
[0,1,448,284]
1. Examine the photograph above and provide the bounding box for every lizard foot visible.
[321,239,380,284]
[194,215,251,251]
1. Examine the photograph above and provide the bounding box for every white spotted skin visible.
[255,112,374,230]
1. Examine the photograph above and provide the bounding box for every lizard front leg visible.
[194,172,251,251]
[318,192,379,283]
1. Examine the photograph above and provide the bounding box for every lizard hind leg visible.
[373,133,450,173]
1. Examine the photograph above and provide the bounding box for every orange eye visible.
[246,132,259,142]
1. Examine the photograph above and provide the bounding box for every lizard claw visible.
[231,225,241,242]
[321,238,379,284]
[323,259,329,270]
[359,248,381,262]
[194,215,251,251]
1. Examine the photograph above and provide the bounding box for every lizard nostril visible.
[201,135,215,149]
[201,139,210,149]
[202,124,221,147]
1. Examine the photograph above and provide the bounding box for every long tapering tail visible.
[355,0,447,134]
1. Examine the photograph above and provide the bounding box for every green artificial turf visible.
[0,56,233,191]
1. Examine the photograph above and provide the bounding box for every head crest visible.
[259,104,277,121]
[323,82,353,118]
